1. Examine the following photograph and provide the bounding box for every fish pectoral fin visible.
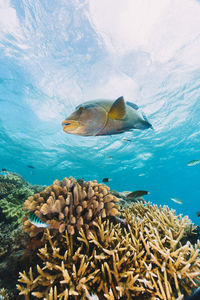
[108,96,126,119]
[126,101,139,110]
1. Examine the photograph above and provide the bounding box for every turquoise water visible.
[0,0,200,224]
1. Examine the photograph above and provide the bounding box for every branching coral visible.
[0,172,45,225]
[124,201,197,244]
[0,288,10,300]
[17,230,99,299]
[23,176,120,238]
[17,201,200,300]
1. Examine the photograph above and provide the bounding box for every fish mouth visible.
[62,120,81,132]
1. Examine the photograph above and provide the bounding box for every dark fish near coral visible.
[27,165,35,169]
[127,190,149,198]
[114,216,127,225]
[102,178,111,183]
[187,159,200,167]
[28,212,49,228]
[62,96,153,136]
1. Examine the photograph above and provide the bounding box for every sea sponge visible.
[17,202,200,300]
[23,176,120,238]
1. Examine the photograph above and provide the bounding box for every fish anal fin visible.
[108,96,126,119]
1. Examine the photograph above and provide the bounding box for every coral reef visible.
[17,201,200,300]
[23,176,120,238]
[0,222,29,299]
[0,172,46,226]
[0,222,14,259]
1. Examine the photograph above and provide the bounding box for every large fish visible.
[62,96,152,136]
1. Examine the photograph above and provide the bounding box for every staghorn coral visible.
[0,288,10,300]
[124,201,197,244]
[23,176,120,238]
[0,172,45,226]
[17,201,200,300]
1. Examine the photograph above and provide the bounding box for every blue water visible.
[0,0,200,223]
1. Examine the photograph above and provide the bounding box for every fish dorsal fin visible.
[126,101,139,110]
[108,96,126,119]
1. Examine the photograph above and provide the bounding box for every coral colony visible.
[15,177,200,300]
[0,173,199,299]
[0,172,45,226]
[22,177,119,238]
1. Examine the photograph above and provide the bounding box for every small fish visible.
[196,212,200,217]
[127,190,149,198]
[102,178,111,183]
[0,171,7,176]
[27,165,35,169]
[28,212,49,228]
[170,197,183,204]
[114,216,127,225]
[122,138,132,142]
[187,159,200,167]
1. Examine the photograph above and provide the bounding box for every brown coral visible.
[23,177,120,238]
[18,202,200,300]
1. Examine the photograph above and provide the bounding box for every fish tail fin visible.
[134,120,152,130]
[141,111,153,129]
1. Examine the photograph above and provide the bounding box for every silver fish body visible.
[187,159,200,167]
